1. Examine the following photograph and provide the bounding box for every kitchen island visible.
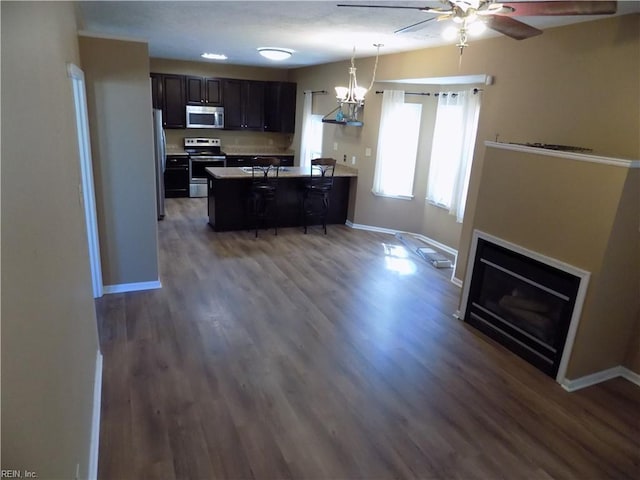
[205,165,357,232]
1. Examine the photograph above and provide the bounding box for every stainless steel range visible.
[184,137,226,197]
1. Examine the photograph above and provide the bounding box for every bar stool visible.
[247,156,280,237]
[302,157,336,234]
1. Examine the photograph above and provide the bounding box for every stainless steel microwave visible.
[186,105,224,129]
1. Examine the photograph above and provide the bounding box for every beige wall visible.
[80,37,159,286]
[625,311,640,373]
[470,146,638,377]
[1,2,100,477]
[290,14,640,264]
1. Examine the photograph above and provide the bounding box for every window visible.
[300,91,324,168]
[308,115,324,160]
[426,90,481,222]
[372,90,422,198]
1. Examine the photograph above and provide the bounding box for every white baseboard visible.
[347,222,458,257]
[89,350,103,480]
[103,279,161,294]
[346,221,398,235]
[620,367,640,386]
[561,365,640,392]
[347,222,463,288]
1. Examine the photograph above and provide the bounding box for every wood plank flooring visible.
[96,197,640,480]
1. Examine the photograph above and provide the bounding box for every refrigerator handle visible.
[161,128,167,172]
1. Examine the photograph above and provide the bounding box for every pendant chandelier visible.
[323,44,381,126]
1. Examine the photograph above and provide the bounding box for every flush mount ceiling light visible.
[257,48,293,61]
[201,52,228,60]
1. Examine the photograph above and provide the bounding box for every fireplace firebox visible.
[463,234,586,378]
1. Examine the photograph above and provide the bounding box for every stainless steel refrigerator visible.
[152,108,166,220]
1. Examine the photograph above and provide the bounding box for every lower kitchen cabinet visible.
[279,155,294,167]
[164,155,189,197]
[225,155,254,168]
[226,155,294,168]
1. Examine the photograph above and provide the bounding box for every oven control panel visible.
[184,137,220,148]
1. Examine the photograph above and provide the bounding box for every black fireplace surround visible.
[464,238,582,377]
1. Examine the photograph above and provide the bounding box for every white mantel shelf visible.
[485,141,640,169]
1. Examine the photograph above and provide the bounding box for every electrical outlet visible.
[343,154,347,162]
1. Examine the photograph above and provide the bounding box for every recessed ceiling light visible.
[257,48,293,61]
[201,52,228,60]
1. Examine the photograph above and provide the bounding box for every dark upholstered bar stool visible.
[302,157,336,234]
[247,156,280,237]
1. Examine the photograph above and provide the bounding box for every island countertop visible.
[205,164,358,179]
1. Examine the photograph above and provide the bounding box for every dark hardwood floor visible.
[96,198,640,480]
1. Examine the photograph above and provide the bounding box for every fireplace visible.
[461,231,590,378]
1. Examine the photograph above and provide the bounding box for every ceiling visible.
[75,1,639,68]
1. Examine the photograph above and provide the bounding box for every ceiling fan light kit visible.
[337,1,617,55]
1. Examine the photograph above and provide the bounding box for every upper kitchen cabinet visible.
[223,79,264,130]
[151,73,186,129]
[185,76,222,106]
[151,73,163,109]
[264,82,296,133]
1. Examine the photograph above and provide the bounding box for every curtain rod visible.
[375,88,482,96]
[304,90,328,95]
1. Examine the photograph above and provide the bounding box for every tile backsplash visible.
[165,129,293,153]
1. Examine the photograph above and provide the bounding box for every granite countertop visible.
[206,164,358,179]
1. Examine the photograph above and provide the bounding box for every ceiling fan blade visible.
[336,3,451,13]
[337,4,431,10]
[485,15,543,40]
[499,1,617,16]
[394,17,436,34]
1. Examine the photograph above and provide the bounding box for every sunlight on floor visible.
[382,243,417,275]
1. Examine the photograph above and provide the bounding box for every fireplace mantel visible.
[485,141,640,169]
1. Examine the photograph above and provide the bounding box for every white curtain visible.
[426,90,481,222]
[299,91,314,168]
[373,90,422,197]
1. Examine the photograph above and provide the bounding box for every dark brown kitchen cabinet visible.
[225,155,254,168]
[279,155,294,167]
[226,155,294,167]
[186,76,222,106]
[159,74,186,129]
[164,155,189,197]
[151,73,163,109]
[264,82,297,133]
[223,79,264,130]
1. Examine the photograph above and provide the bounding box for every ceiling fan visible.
[337,1,617,53]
